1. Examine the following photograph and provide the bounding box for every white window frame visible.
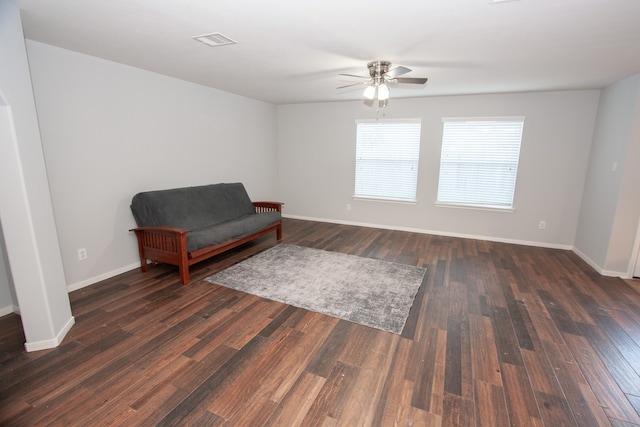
[354,119,422,203]
[436,117,525,210]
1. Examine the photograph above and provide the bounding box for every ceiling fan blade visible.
[385,66,411,78]
[337,82,366,89]
[339,73,368,79]
[394,77,429,85]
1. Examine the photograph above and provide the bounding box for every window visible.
[354,119,422,202]
[437,117,524,209]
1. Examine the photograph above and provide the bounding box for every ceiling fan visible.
[338,60,429,106]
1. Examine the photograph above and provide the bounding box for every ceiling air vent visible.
[192,32,237,47]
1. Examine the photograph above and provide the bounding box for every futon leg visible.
[179,264,190,285]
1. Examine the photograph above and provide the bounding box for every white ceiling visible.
[12,0,640,105]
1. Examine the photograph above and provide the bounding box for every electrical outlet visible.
[538,221,546,230]
[346,203,351,211]
[78,248,87,260]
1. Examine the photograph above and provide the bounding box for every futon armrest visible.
[253,201,284,213]
[130,226,189,257]
[129,226,188,235]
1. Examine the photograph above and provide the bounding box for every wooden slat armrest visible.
[130,226,188,259]
[129,226,188,235]
[130,224,190,282]
[253,201,284,213]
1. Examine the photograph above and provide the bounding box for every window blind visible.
[354,120,422,202]
[437,118,524,209]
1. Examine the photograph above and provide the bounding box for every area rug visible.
[205,244,426,334]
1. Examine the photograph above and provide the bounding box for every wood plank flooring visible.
[1,218,640,426]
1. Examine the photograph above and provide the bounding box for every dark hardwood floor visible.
[1,218,640,426]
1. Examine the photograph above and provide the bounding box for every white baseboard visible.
[283,214,573,251]
[64,217,623,297]
[24,315,75,352]
[67,262,141,292]
[571,247,627,278]
[0,304,18,317]
[571,247,603,274]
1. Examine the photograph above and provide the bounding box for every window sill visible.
[435,202,515,212]
[353,196,417,205]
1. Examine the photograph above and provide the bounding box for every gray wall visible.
[277,91,600,248]
[26,40,279,289]
[574,74,640,275]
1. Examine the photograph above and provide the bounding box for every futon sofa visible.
[130,182,282,284]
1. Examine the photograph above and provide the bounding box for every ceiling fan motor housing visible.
[368,60,391,84]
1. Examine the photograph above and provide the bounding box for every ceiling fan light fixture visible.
[378,84,390,101]
[363,85,376,100]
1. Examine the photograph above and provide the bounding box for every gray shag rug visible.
[205,244,426,334]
